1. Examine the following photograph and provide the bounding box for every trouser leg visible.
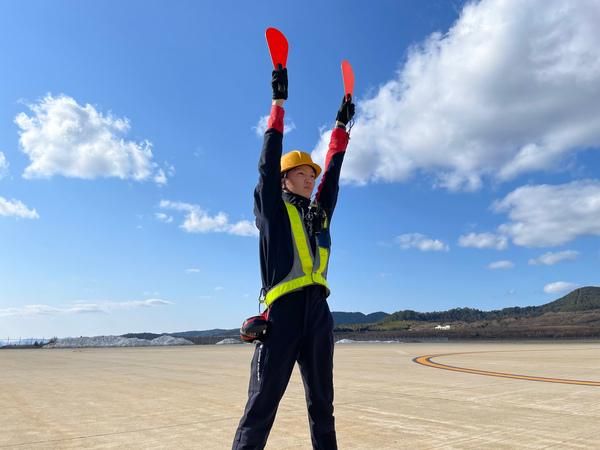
[232,298,304,450]
[297,296,337,450]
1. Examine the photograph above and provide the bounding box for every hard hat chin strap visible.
[281,171,291,191]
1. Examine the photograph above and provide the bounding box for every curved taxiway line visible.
[413,351,600,386]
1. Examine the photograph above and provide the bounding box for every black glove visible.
[336,95,355,125]
[271,65,288,100]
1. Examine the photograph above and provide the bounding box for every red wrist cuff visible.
[267,105,284,133]
[324,127,349,170]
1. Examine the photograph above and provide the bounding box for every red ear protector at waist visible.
[240,313,270,343]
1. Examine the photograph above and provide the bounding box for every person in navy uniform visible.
[233,65,354,450]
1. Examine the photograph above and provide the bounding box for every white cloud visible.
[127,299,171,308]
[158,200,196,212]
[254,115,296,136]
[0,151,8,178]
[228,220,260,237]
[67,304,106,314]
[0,196,39,219]
[543,281,577,295]
[15,94,167,185]
[183,210,229,233]
[458,232,508,250]
[185,268,201,273]
[0,305,61,317]
[159,200,258,237]
[214,286,224,291]
[488,260,514,270]
[153,164,176,186]
[154,169,167,185]
[495,180,600,247]
[155,212,173,223]
[312,0,600,190]
[395,233,449,252]
[0,299,172,317]
[529,250,579,265]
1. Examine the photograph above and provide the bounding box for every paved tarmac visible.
[1,341,600,449]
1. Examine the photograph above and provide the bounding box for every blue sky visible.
[1,0,599,338]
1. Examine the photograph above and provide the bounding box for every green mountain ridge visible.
[331,311,389,326]
[333,286,600,339]
[122,287,600,340]
[540,286,600,313]
[375,286,600,325]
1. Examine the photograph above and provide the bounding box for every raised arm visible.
[254,67,288,224]
[315,96,355,220]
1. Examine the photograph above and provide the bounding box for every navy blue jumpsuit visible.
[232,104,349,450]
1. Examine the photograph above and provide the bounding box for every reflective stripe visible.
[264,202,330,306]
[317,246,329,276]
[286,203,313,275]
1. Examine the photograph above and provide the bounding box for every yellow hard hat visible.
[280,150,322,177]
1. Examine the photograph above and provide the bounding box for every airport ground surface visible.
[1,341,600,449]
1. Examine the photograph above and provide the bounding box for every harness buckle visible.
[258,287,267,313]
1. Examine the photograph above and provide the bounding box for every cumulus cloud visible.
[395,233,449,251]
[543,281,577,295]
[312,0,600,190]
[228,220,260,236]
[0,299,172,317]
[154,164,175,186]
[529,250,579,265]
[0,151,8,178]
[458,232,508,250]
[254,115,296,136]
[0,196,39,219]
[15,94,168,185]
[154,169,168,185]
[159,200,258,237]
[488,260,514,270]
[495,180,600,247]
[155,212,173,223]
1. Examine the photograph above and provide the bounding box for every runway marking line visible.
[413,350,600,386]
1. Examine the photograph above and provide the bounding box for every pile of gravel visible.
[215,338,243,345]
[45,335,193,348]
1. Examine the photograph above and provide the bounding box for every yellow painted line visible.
[413,351,600,386]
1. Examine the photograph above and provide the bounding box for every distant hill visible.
[123,329,238,341]
[334,286,600,339]
[121,287,600,342]
[123,313,390,341]
[332,311,390,326]
[172,329,238,338]
[378,286,600,324]
[540,286,600,313]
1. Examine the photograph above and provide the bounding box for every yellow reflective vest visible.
[263,202,330,307]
